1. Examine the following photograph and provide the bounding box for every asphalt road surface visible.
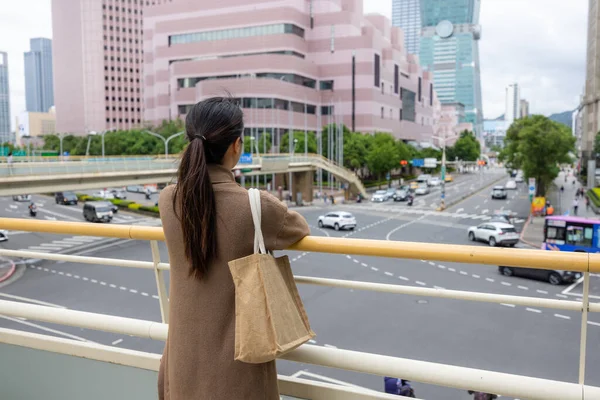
[1,168,598,400]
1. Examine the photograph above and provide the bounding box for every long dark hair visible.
[173,97,244,279]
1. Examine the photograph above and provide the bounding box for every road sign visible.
[240,168,253,173]
[386,173,390,181]
[528,178,536,196]
[239,153,253,164]
[424,158,437,168]
[412,159,424,167]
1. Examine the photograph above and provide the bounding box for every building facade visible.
[583,0,600,162]
[0,52,10,144]
[435,102,473,147]
[144,0,440,145]
[419,0,483,137]
[15,108,57,147]
[505,83,520,125]
[24,38,54,113]
[483,119,507,149]
[51,0,173,134]
[519,98,529,119]
[391,0,421,54]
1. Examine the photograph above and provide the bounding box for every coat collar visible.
[208,163,236,184]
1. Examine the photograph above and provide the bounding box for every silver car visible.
[415,183,430,195]
[371,190,388,202]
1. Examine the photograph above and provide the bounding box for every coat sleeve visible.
[259,191,310,251]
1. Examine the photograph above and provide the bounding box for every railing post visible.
[579,271,590,385]
[150,240,169,324]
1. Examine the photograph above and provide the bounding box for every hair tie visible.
[201,135,207,141]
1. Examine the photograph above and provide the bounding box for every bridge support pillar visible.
[292,171,313,205]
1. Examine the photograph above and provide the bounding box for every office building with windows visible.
[419,0,483,136]
[0,52,10,144]
[392,0,421,54]
[24,38,54,113]
[144,0,440,144]
[520,99,529,119]
[51,0,173,134]
[505,83,520,125]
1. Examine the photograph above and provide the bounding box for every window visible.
[430,83,433,106]
[374,54,380,87]
[418,77,422,102]
[390,109,392,119]
[320,80,334,91]
[381,83,384,94]
[394,64,399,94]
[168,24,305,46]
[381,107,384,119]
[565,225,594,247]
[321,105,334,115]
[401,88,416,122]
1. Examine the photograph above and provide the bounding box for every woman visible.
[158,98,310,399]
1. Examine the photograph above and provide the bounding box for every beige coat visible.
[158,164,310,400]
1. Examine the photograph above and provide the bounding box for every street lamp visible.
[432,135,447,210]
[86,128,115,159]
[142,130,185,158]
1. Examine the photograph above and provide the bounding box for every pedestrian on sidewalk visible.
[573,198,579,216]
[586,196,590,211]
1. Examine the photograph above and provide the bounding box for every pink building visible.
[143,0,439,144]
[51,0,172,134]
[435,103,473,147]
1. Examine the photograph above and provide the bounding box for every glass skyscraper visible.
[0,52,10,144]
[419,0,483,136]
[392,0,421,54]
[24,38,54,113]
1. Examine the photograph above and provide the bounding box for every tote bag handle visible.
[248,188,267,255]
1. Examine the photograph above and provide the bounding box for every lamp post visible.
[432,135,447,210]
[142,130,185,158]
[86,128,115,159]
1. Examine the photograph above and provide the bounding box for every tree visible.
[594,131,600,157]
[343,132,371,172]
[500,115,575,196]
[366,133,400,183]
[449,130,480,161]
[281,131,317,154]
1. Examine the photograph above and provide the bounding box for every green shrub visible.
[589,189,600,207]
[128,203,141,210]
[139,205,160,213]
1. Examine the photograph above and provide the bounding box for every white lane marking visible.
[324,344,337,349]
[486,278,495,282]
[385,215,427,241]
[361,263,368,267]
[58,272,64,275]
[66,273,72,277]
[482,209,489,214]
[44,216,57,221]
[537,290,548,294]
[73,275,80,279]
[141,292,149,296]
[353,259,359,264]
[474,205,480,210]
[448,268,456,272]
[109,284,117,288]
[346,255,352,259]
[554,314,571,320]
[0,293,66,308]
[434,286,445,290]
[0,316,94,343]
[111,338,123,345]
[67,237,98,243]
[37,244,63,250]
[428,261,436,266]
[82,277,89,281]
[370,267,379,271]
[398,276,409,281]
[119,286,127,291]
[308,339,317,344]
[483,199,488,204]
[556,294,568,299]
[438,265,446,269]
[100,281,107,285]
[501,281,512,286]
[152,295,159,299]
[517,285,529,290]
[384,272,394,276]
[129,289,138,293]
[51,241,77,247]
[415,281,426,286]
[588,321,600,327]
[9,205,17,209]
[501,303,516,308]
[460,271,468,275]
[472,274,480,278]
[526,308,542,313]
[456,208,464,213]
[36,207,81,222]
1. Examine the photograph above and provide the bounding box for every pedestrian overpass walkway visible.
[0,154,367,198]
[0,218,599,399]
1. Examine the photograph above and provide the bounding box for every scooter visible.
[145,192,151,200]
[29,205,37,217]
[407,195,414,206]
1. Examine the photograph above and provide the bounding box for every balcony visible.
[1,218,599,399]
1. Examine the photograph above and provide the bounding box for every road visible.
[1,168,598,399]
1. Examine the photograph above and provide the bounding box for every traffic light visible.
[400,160,408,166]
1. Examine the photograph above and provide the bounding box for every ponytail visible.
[173,138,216,279]
[172,97,244,279]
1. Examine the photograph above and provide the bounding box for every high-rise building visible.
[519,99,529,119]
[0,52,10,144]
[24,38,54,113]
[419,0,483,136]
[392,0,421,54]
[505,83,520,125]
[144,0,440,143]
[51,0,172,134]
[583,0,600,162]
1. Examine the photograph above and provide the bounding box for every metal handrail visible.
[0,218,597,272]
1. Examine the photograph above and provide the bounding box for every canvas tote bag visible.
[228,188,315,364]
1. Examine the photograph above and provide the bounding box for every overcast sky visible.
[0,0,588,130]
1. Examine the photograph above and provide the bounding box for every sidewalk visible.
[521,170,598,248]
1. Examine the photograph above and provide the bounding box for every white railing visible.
[1,219,600,399]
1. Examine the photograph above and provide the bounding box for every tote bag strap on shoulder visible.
[248,188,267,254]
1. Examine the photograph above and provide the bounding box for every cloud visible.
[365,0,587,118]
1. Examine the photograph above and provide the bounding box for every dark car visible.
[491,186,507,200]
[55,191,78,205]
[498,266,582,285]
[393,189,409,202]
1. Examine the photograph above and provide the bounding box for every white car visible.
[429,177,441,186]
[92,190,115,200]
[318,212,357,231]
[468,222,519,247]
[505,180,517,190]
[371,190,389,202]
[0,229,7,242]
[415,183,430,195]
[12,195,31,202]
[515,175,524,183]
